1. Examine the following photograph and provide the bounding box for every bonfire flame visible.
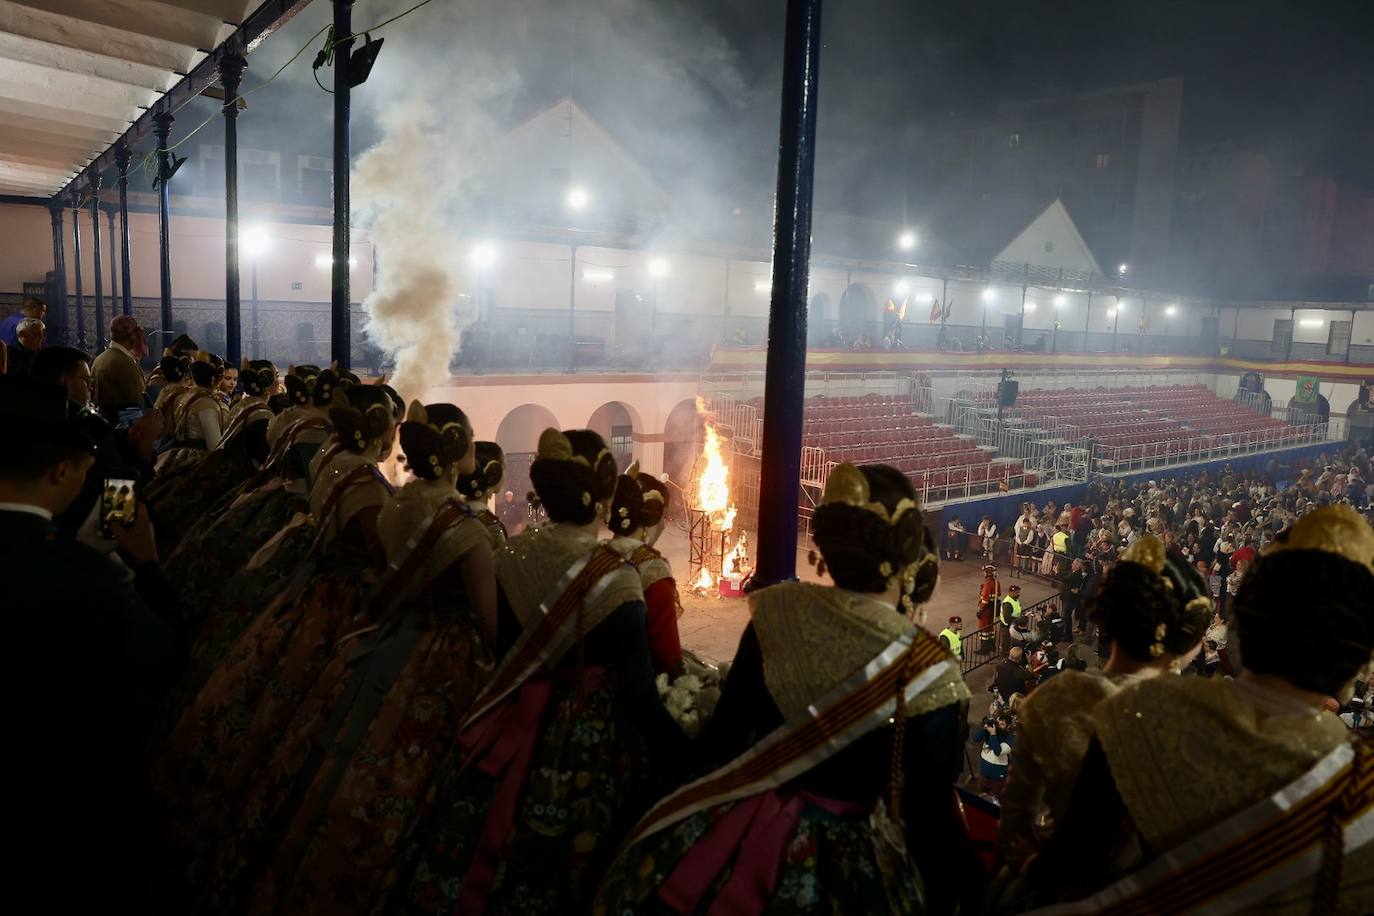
[691,406,750,593]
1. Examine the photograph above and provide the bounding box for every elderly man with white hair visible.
[7,316,44,375]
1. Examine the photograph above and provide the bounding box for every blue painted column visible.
[70,188,86,350]
[751,0,823,588]
[220,50,246,367]
[154,112,176,351]
[48,204,68,341]
[115,144,133,317]
[330,0,355,369]
[89,176,105,352]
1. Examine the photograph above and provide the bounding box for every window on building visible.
[1272,319,1293,354]
[1327,320,1352,356]
[610,425,633,465]
[1008,132,1020,149]
[241,148,282,200]
[297,155,332,202]
[1095,152,1111,169]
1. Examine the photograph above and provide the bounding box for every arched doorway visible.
[495,403,561,517]
[838,282,876,341]
[662,398,702,503]
[586,400,641,469]
[807,292,834,346]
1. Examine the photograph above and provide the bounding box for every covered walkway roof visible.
[0,0,308,198]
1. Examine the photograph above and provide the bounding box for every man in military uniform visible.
[0,374,184,910]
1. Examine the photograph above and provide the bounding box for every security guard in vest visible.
[939,616,963,661]
[997,583,1023,654]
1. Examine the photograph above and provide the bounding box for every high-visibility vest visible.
[939,628,963,660]
[1002,596,1022,621]
[1053,531,1069,553]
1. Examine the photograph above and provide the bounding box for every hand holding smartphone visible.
[99,476,138,538]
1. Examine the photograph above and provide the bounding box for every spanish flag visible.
[930,299,942,323]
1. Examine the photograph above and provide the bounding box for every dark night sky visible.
[237,0,1374,220]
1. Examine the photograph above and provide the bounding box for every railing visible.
[1088,421,1329,473]
[957,591,1065,676]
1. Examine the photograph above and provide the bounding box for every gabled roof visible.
[911,191,1105,276]
[0,0,264,196]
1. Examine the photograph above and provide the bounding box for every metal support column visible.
[115,144,133,317]
[220,50,246,367]
[1285,306,1296,362]
[1112,295,1121,354]
[1083,291,1093,352]
[1017,285,1027,347]
[330,0,355,369]
[567,244,578,372]
[70,189,86,350]
[105,207,118,325]
[721,258,731,342]
[154,112,176,350]
[752,0,823,589]
[48,204,68,341]
[88,177,104,352]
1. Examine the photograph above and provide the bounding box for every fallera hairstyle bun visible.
[159,350,191,382]
[311,367,349,407]
[1089,534,1210,661]
[608,461,670,537]
[812,463,927,594]
[1231,506,1374,696]
[189,354,217,388]
[379,384,405,421]
[168,333,199,354]
[528,428,617,525]
[267,392,291,414]
[240,359,277,397]
[399,402,472,480]
[283,364,320,405]
[458,441,505,499]
[329,385,394,455]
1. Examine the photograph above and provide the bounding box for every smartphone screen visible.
[100,477,137,538]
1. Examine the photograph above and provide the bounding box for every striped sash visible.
[367,499,475,617]
[458,546,628,731]
[624,627,953,846]
[1027,739,1374,915]
[216,400,270,449]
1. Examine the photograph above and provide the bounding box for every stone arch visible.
[661,398,702,490]
[807,292,835,345]
[495,403,562,505]
[586,400,643,468]
[838,282,877,338]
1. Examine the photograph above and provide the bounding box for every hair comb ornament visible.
[406,400,428,425]
[820,462,917,526]
[1263,505,1374,575]
[537,428,580,464]
[1122,534,1166,574]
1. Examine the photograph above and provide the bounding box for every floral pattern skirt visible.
[593,798,923,915]
[155,554,377,878]
[205,606,495,916]
[396,678,655,916]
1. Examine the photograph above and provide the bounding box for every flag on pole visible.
[929,298,942,323]
[943,299,954,321]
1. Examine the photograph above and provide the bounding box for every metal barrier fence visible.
[957,591,1064,677]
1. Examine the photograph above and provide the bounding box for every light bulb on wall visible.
[981,288,996,303]
[566,186,590,210]
[897,230,917,251]
[894,279,910,295]
[1054,294,1067,308]
[470,243,497,268]
[648,257,669,278]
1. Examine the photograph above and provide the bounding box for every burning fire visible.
[691,402,750,593]
[696,420,736,532]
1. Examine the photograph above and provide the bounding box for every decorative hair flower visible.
[581,492,592,506]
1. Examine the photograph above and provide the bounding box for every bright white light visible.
[582,268,614,283]
[1299,318,1324,328]
[894,279,910,295]
[1165,304,1178,316]
[1054,294,1067,308]
[241,225,269,258]
[1118,263,1129,275]
[648,257,669,279]
[1107,305,1119,315]
[897,230,917,251]
[566,186,590,210]
[1024,302,1038,313]
[471,243,497,269]
[754,280,771,294]
[981,288,996,303]
[314,253,357,269]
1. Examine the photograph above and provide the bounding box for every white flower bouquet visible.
[656,650,724,738]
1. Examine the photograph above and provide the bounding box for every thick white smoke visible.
[354,102,465,404]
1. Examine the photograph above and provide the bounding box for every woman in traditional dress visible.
[593,462,981,916]
[155,384,398,873]
[147,359,281,555]
[152,349,193,422]
[459,440,509,547]
[995,535,1209,872]
[155,353,226,474]
[199,402,501,916]
[265,363,322,448]
[1019,506,1374,914]
[606,464,683,676]
[161,367,347,644]
[395,427,688,915]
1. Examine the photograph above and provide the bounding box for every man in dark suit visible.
[0,375,184,910]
